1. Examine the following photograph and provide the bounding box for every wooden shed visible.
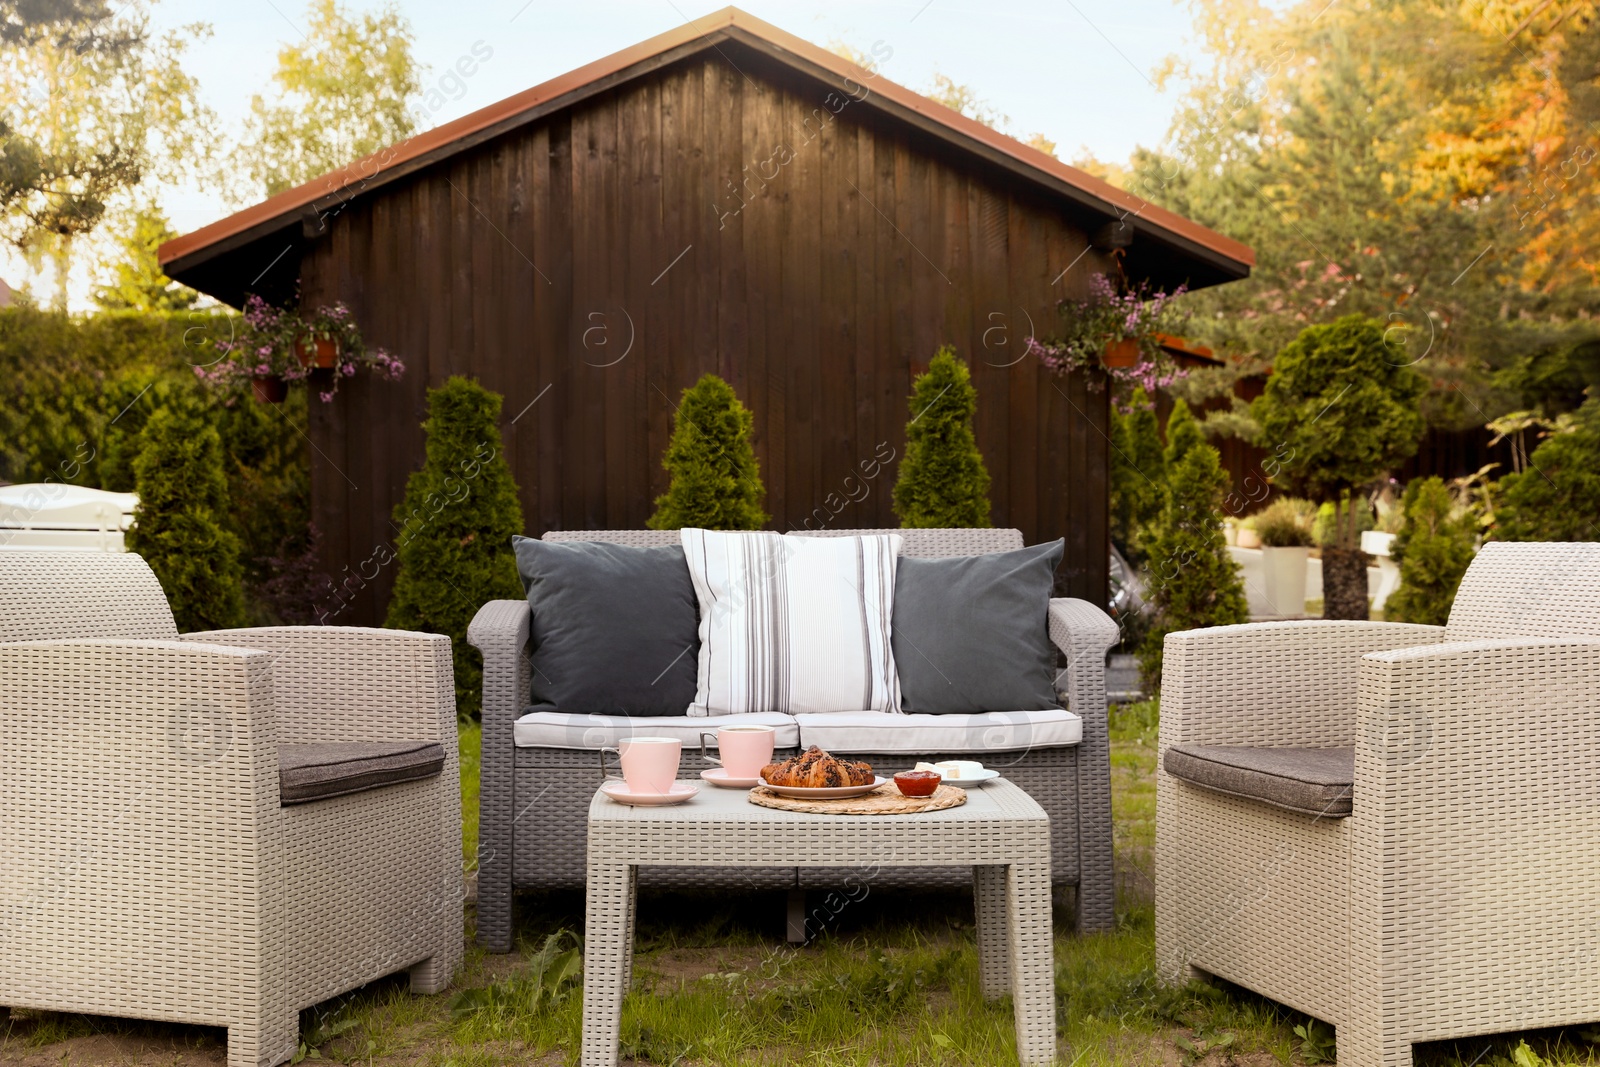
[161,7,1252,626]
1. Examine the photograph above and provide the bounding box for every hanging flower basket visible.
[294,336,339,369]
[197,294,404,402]
[252,376,289,405]
[1023,274,1190,406]
[1102,337,1141,368]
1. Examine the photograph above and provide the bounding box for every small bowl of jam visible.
[893,769,942,797]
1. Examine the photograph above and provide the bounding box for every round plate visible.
[933,768,1001,790]
[600,780,698,806]
[757,775,889,800]
[701,768,761,788]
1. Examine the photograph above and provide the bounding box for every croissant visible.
[761,746,874,788]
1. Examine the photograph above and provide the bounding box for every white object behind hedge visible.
[0,484,138,552]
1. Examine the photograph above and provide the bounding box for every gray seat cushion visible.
[1164,744,1354,818]
[279,741,445,805]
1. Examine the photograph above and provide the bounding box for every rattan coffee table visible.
[581,778,1055,1066]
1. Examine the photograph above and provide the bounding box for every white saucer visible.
[600,780,698,806]
[701,768,762,788]
[758,776,889,800]
[933,768,1001,789]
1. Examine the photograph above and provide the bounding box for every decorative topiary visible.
[1110,388,1165,565]
[1162,397,1206,470]
[1138,442,1250,690]
[384,377,525,720]
[892,346,992,528]
[1251,315,1427,619]
[647,374,768,530]
[126,402,247,632]
[1495,397,1600,541]
[1386,476,1476,626]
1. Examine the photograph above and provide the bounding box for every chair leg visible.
[409,955,451,994]
[1342,1018,1412,1067]
[228,1007,299,1067]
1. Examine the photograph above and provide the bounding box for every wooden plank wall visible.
[301,47,1117,626]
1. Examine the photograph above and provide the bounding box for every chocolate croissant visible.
[761,746,874,788]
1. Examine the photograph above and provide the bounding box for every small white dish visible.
[600,779,698,806]
[934,768,1001,789]
[701,767,761,788]
[758,776,889,800]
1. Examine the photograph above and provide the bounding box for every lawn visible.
[1,706,1590,1066]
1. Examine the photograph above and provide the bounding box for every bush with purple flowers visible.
[195,293,404,401]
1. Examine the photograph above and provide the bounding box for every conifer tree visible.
[892,346,992,528]
[126,403,247,632]
[1162,397,1206,469]
[1386,476,1476,626]
[385,377,524,720]
[1138,442,1249,690]
[1110,388,1166,565]
[1495,397,1600,541]
[647,374,768,530]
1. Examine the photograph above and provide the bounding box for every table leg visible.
[1006,860,1056,1067]
[582,861,636,1067]
[972,865,1011,1000]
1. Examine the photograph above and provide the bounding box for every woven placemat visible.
[747,783,966,815]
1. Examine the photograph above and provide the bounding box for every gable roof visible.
[160,6,1252,303]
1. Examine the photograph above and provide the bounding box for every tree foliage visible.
[1386,476,1476,626]
[93,206,196,311]
[1110,389,1165,564]
[1494,397,1600,542]
[1162,397,1205,470]
[647,373,769,531]
[1138,442,1249,690]
[126,401,246,632]
[239,0,422,198]
[892,346,992,529]
[384,377,524,720]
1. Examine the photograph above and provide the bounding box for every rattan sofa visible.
[468,527,1120,951]
[1155,541,1600,1067]
[0,551,463,1067]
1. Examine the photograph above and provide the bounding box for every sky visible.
[8,0,1208,307]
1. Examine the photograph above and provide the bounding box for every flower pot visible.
[1261,545,1310,616]
[294,337,338,369]
[1102,338,1140,368]
[1236,527,1261,549]
[252,376,288,404]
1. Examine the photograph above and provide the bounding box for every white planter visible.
[1260,546,1310,616]
[1361,530,1397,557]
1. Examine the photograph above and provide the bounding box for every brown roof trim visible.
[159,6,1253,279]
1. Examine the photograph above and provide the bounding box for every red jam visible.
[894,770,941,797]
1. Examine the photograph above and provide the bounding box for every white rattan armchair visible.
[1156,541,1600,1067]
[0,551,463,1067]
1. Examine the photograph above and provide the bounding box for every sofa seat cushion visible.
[514,710,800,749]
[1164,744,1354,818]
[279,741,445,805]
[794,710,1081,755]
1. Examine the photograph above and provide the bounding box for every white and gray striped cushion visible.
[681,529,903,716]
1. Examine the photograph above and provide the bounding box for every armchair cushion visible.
[891,540,1065,713]
[1164,743,1353,817]
[279,740,446,804]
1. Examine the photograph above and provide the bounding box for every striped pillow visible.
[681,529,903,716]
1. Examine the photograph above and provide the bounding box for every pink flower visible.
[319,391,335,403]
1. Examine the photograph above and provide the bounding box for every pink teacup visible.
[700,724,776,780]
[600,736,682,794]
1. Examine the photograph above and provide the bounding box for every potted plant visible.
[1024,273,1189,395]
[1251,497,1315,616]
[197,294,405,403]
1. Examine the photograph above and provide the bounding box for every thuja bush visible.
[1162,397,1206,470]
[1495,397,1600,541]
[1110,388,1165,565]
[385,377,525,720]
[648,374,768,530]
[892,346,992,528]
[126,402,247,632]
[1386,476,1476,626]
[1138,442,1249,690]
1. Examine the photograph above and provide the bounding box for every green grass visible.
[460,720,481,871]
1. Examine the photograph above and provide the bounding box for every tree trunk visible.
[1322,546,1370,619]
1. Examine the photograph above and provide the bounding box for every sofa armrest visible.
[1160,620,1445,750]
[465,600,530,943]
[180,626,455,747]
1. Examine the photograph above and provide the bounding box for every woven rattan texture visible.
[582,780,1055,1067]
[0,556,463,1067]
[1157,543,1600,1067]
[0,550,177,641]
[471,528,1121,948]
[747,782,967,815]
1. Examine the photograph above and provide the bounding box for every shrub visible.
[1495,397,1600,541]
[1252,496,1314,547]
[1386,477,1476,626]
[1110,388,1165,565]
[385,377,526,720]
[892,346,993,528]
[1251,315,1427,618]
[1138,442,1250,690]
[126,403,247,632]
[1162,397,1206,469]
[1311,498,1373,547]
[647,374,768,530]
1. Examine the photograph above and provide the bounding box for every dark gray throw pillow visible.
[511,536,699,717]
[892,539,1063,714]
